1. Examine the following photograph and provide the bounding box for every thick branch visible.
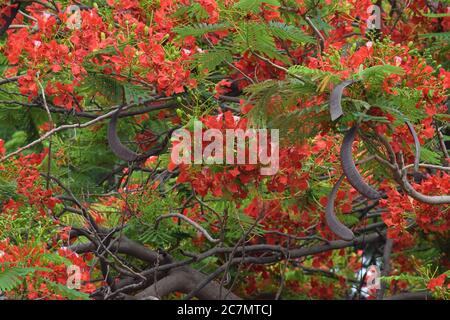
[135,267,241,300]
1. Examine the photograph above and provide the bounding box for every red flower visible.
[0,139,5,156]
[427,274,447,291]
[214,79,232,98]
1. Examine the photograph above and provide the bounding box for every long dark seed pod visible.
[325,175,355,241]
[0,3,20,36]
[341,126,382,199]
[107,105,140,162]
[330,79,356,121]
[405,120,420,173]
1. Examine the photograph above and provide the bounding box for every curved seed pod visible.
[107,105,140,162]
[330,79,357,121]
[0,3,20,36]
[325,175,355,241]
[341,126,382,199]
[405,120,420,173]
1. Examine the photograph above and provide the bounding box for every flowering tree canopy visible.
[0,0,449,300]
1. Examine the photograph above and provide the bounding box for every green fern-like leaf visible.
[235,22,288,63]
[420,147,442,165]
[0,268,23,292]
[244,78,316,127]
[0,53,9,73]
[233,0,280,13]
[41,253,73,266]
[195,47,233,71]
[123,82,153,104]
[268,21,315,44]
[358,64,405,82]
[288,65,340,83]
[0,266,51,292]
[80,73,152,105]
[419,32,450,41]
[82,74,124,104]
[268,103,329,142]
[173,23,230,38]
[421,12,450,18]
[0,176,16,202]
[43,280,91,300]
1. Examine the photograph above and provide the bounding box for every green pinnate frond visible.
[233,0,280,13]
[173,23,230,38]
[234,22,288,63]
[357,64,405,82]
[268,21,315,44]
[195,47,233,71]
[0,266,51,292]
[43,280,91,300]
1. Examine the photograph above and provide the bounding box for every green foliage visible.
[288,65,341,83]
[81,74,123,104]
[173,23,230,38]
[420,147,442,165]
[268,104,329,142]
[421,12,450,18]
[4,131,27,150]
[43,280,91,300]
[195,47,233,71]
[0,53,9,73]
[233,0,280,13]
[420,32,450,41]
[123,82,153,104]
[0,0,448,301]
[0,176,17,202]
[244,78,317,130]
[80,73,153,105]
[268,21,315,44]
[41,253,73,267]
[234,22,288,63]
[0,266,51,292]
[357,65,405,82]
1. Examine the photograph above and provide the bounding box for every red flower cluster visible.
[0,240,95,299]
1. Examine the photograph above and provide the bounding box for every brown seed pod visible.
[325,175,355,241]
[340,126,382,200]
[107,105,140,162]
[330,79,357,121]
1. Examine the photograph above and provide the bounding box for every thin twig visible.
[304,15,325,52]
[155,213,220,243]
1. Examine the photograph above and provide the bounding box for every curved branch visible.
[135,268,241,300]
[399,174,450,205]
[304,15,325,53]
[70,234,163,265]
[405,121,421,172]
[402,163,450,172]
